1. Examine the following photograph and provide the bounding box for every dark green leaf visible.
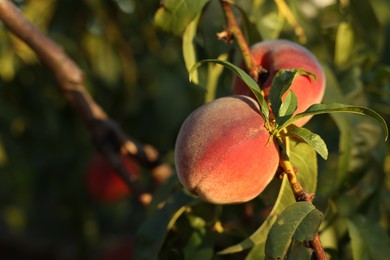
[287,240,313,260]
[277,103,389,141]
[219,139,317,255]
[190,59,270,124]
[184,229,214,260]
[265,202,321,259]
[294,209,323,242]
[154,0,210,36]
[287,125,328,160]
[135,190,200,260]
[269,69,315,121]
[347,215,390,260]
[349,1,383,56]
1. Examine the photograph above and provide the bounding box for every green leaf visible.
[265,202,322,259]
[347,216,390,260]
[289,140,318,195]
[287,240,313,260]
[183,229,214,260]
[182,15,200,84]
[219,139,317,255]
[277,91,298,126]
[218,175,294,255]
[183,215,214,260]
[245,242,266,260]
[279,90,298,118]
[294,208,323,242]
[154,0,210,36]
[268,68,316,122]
[134,189,200,259]
[205,53,228,102]
[190,59,270,124]
[334,22,354,67]
[256,11,284,41]
[287,125,328,160]
[277,103,389,141]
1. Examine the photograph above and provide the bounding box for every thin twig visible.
[219,0,265,81]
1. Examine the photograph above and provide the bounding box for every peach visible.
[100,239,133,260]
[85,154,139,203]
[233,39,326,127]
[174,95,279,204]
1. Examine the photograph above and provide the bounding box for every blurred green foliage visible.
[0,0,390,259]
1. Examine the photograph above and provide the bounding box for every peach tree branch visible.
[0,0,171,205]
[218,1,326,257]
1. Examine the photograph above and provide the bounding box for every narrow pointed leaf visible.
[279,91,298,117]
[287,125,328,160]
[277,91,298,126]
[190,59,270,123]
[182,15,200,84]
[205,53,228,102]
[269,68,316,120]
[278,103,388,141]
[334,22,354,67]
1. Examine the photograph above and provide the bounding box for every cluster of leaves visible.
[0,0,390,259]
[137,0,390,259]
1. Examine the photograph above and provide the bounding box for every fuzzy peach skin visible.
[86,154,139,203]
[233,39,326,127]
[174,95,279,204]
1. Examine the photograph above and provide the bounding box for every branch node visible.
[216,29,233,43]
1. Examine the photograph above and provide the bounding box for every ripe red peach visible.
[85,154,139,203]
[175,95,279,204]
[233,39,326,127]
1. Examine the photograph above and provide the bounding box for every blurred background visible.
[0,0,389,259]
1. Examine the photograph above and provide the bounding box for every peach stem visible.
[276,133,328,260]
